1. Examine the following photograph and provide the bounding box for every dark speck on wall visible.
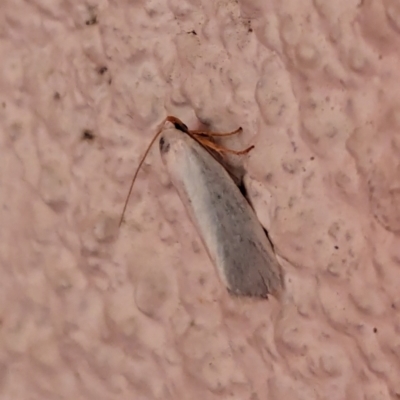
[82,130,95,141]
[98,66,108,75]
[86,16,98,26]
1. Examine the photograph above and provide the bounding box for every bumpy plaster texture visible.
[1,0,400,399]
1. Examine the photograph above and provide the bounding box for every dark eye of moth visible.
[173,122,189,133]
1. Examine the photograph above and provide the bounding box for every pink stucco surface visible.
[1,0,400,399]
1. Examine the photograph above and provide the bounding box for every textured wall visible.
[1,0,400,399]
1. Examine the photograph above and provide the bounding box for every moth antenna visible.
[119,118,168,227]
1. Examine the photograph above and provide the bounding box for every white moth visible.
[120,116,284,299]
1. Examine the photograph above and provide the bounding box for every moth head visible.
[161,115,189,133]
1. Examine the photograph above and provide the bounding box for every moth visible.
[120,116,284,299]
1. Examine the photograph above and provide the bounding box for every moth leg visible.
[223,144,255,155]
[196,136,254,155]
[191,127,243,138]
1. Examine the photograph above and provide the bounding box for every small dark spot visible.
[85,16,98,26]
[98,66,108,75]
[373,327,377,333]
[248,28,253,32]
[82,130,95,140]
[188,30,197,35]
[310,156,315,160]
[159,136,170,153]
[108,78,112,85]
[334,245,339,250]
[53,92,60,100]
[173,121,189,133]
